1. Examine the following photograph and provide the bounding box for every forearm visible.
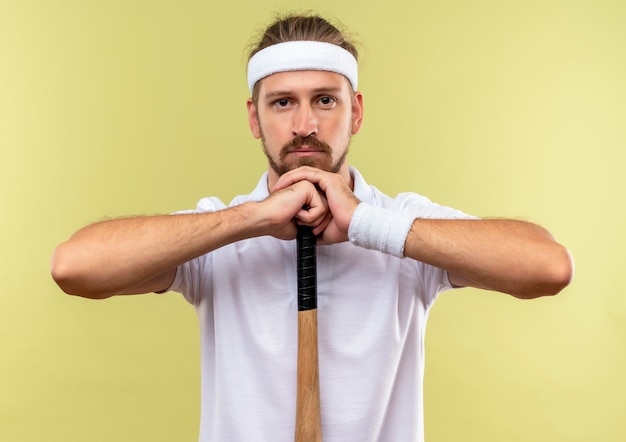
[403,218,574,298]
[51,203,264,298]
[52,178,329,299]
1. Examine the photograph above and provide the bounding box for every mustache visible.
[280,136,331,160]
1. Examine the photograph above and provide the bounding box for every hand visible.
[260,179,330,240]
[273,167,360,245]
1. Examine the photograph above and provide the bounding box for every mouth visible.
[290,147,324,153]
[284,146,327,158]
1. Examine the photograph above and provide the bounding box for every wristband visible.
[348,203,415,258]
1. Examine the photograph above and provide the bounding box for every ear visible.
[247,98,262,139]
[350,92,364,135]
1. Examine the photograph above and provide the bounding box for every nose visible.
[292,104,318,137]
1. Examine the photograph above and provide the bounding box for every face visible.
[247,70,363,187]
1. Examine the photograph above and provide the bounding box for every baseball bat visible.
[295,225,322,441]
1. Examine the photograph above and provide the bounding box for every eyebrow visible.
[263,86,343,101]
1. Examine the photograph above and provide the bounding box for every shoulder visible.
[392,192,476,219]
[351,168,474,219]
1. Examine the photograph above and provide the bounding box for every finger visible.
[296,181,328,215]
[311,211,332,236]
[296,201,330,226]
[295,197,328,225]
[272,166,324,192]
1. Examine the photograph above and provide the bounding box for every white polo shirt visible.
[170,167,472,442]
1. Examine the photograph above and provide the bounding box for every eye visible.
[317,96,336,107]
[273,98,291,108]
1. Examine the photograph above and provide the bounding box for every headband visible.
[247,41,358,93]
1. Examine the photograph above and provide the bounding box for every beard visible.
[261,133,351,177]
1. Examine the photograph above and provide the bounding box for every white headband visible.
[247,41,358,93]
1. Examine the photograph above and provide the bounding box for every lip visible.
[287,148,324,155]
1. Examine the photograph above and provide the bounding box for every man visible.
[51,13,573,442]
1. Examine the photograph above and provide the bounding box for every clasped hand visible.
[263,167,360,245]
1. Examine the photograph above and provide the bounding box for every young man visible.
[51,14,573,442]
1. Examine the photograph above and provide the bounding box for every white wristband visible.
[348,203,415,258]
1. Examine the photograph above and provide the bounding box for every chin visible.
[297,158,331,170]
[276,159,331,175]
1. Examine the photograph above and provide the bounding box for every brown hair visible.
[247,13,359,102]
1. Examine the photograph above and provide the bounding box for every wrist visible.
[347,203,415,257]
[236,202,271,239]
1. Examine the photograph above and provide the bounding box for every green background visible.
[1,0,624,440]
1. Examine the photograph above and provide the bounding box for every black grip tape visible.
[296,225,317,311]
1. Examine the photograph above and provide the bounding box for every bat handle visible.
[295,225,322,441]
[296,225,317,311]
